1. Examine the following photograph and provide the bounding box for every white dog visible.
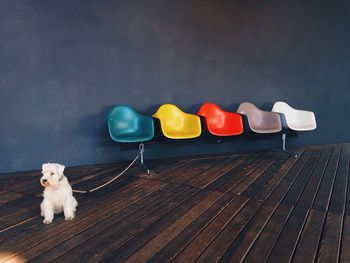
[40,163,78,224]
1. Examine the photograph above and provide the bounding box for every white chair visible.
[272,101,316,131]
[272,101,317,157]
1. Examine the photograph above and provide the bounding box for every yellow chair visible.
[153,104,202,139]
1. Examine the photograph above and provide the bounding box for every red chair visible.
[197,102,244,136]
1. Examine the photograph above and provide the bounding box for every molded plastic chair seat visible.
[153,104,201,139]
[272,101,317,131]
[237,102,282,133]
[197,102,243,136]
[107,106,154,143]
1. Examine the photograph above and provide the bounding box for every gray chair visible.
[237,102,282,133]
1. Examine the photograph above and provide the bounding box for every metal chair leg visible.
[139,143,150,175]
[282,133,298,159]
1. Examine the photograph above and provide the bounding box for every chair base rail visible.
[138,142,150,175]
[282,133,298,159]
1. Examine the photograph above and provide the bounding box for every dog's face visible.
[40,163,65,188]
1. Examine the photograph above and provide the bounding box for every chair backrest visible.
[107,106,154,142]
[197,102,223,117]
[153,104,201,139]
[236,102,259,116]
[153,104,186,126]
[237,102,282,133]
[272,101,292,112]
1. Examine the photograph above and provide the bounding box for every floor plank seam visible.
[1,144,350,263]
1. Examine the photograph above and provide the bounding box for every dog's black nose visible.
[43,179,47,183]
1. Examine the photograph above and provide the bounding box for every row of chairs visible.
[107,101,317,174]
[107,101,316,141]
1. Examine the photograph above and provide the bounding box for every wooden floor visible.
[1,143,349,263]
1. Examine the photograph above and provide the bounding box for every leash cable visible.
[72,154,140,194]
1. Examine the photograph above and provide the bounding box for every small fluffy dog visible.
[40,163,78,224]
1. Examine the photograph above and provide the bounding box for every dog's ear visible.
[42,163,49,171]
[55,164,65,175]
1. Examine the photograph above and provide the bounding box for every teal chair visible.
[107,106,154,143]
[107,106,154,174]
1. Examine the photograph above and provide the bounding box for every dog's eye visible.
[50,173,54,176]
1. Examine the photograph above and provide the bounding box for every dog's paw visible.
[43,218,53,224]
[65,215,74,221]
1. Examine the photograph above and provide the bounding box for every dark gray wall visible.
[1,0,350,173]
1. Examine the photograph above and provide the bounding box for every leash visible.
[72,153,140,194]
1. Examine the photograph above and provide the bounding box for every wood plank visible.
[274,146,339,263]
[0,199,41,230]
[0,177,162,257]
[172,195,249,263]
[316,146,349,262]
[243,149,329,263]
[327,146,349,214]
[215,156,265,192]
[0,195,40,223]
[0,192,25,204]
[176,150,305,262]
[182,158,238,187]
[146,159,188,174]
[0,175,136,242]
[269,146,345,263]
[150,158,222,184]
[146,194,236,262]
[205,154,262,192]
[218,201,279,262]
[291,147,340,262]
[340,145,350,263]
[194,199,263,262]
[264,150,312,203]
[280,150,322,205]
[312,146,342,211]
[340,215,350,262]
[265,150,330,262]
[5,178,171,262]
[69,167,122,187]
[243,203,294,263]
[187,156,244,188]
[28,184,195,262]
[232,151,311,262]
[0,157,183,242]
[238,159,281,197]
[9,157,178,197]
[241,150,303,199]
[229,155,283,195]
[138,159,191,179]
[51,186,202,263]
[0,143,348,263]
[123,191,226,262]
[316,213,343,262]
[96,189,214,262]
[1,166,116,194]
[8,166,123,199]
[292,209,326,263]
[267,206,311,262]
[238,147,321,263]
[283,150,331,263]
[194,151,314,262]
[293,148,332,209]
